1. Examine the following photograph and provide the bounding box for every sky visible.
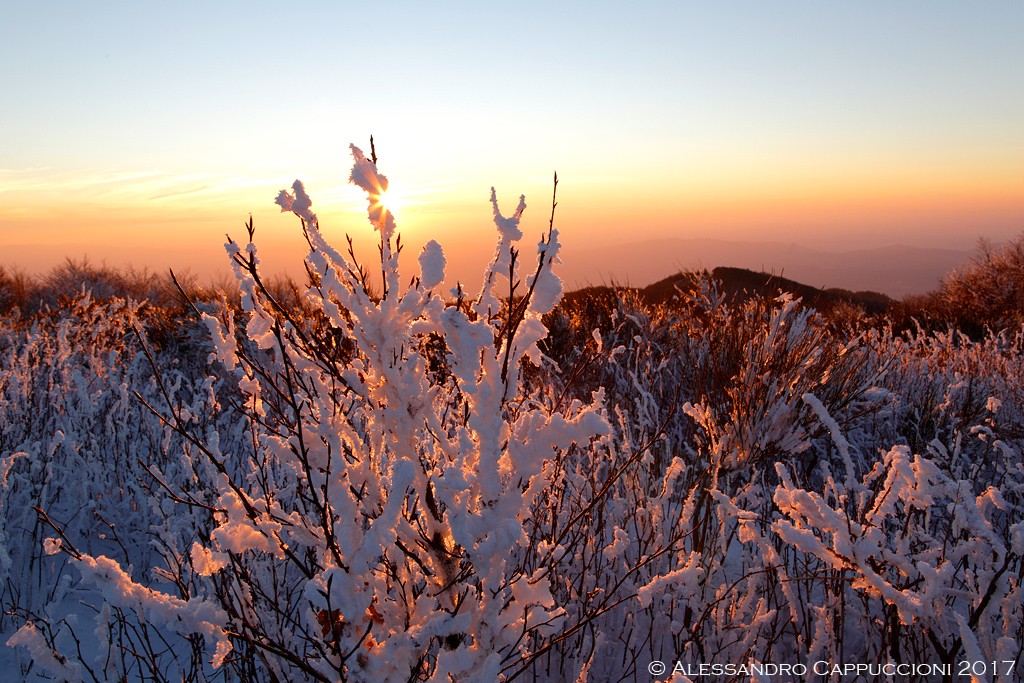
[2,2,1022,290]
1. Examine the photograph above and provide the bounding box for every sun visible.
[375,186,405,218]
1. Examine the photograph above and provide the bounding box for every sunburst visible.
[373,186,404,219]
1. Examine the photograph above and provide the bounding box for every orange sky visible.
[3,167,1020,292]
[2,3,1022,292]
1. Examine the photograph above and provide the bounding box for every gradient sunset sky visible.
[2,2,1022,288]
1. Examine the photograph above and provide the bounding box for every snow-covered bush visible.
[181,146,620,680]
[940,235,1024,331]
[0,293,236,680]
[537,273,1023,679]
[892,233,1024,335]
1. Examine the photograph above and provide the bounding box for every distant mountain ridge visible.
[563,266,893,315]
[561,238,972,298]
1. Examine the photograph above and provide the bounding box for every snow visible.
[418,239,446,290]
[636,554,702,609]
[349,144,395,238]
[275,179,317,229]
[74,554,232,667]
[6,623,83,682]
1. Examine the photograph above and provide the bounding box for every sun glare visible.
[376,187,404,218]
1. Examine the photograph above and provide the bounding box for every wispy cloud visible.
[0,168,279,209]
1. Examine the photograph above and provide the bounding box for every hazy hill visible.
[561,238,971,298]
[562,266,893,316]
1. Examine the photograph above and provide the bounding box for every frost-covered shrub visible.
[532,272,1023,679]
[189,148,616,680]
[940,235,1024,331]
[891,233,1024,335]
[0,293,238,680]
[0,267,38,316]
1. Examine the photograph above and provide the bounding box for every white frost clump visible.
[190,542,229,576]
[1011,521,1024,556]
[636,554,702,609]
[74,554,232,667]
[201,310,237,370]
[6,622,83,682]
[275,179,317,228]
[349,143,395,237]
[526,229,564,315]
[605,526,629,560]
[418,239,446,290]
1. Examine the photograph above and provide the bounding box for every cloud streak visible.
[0,168,281,210]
